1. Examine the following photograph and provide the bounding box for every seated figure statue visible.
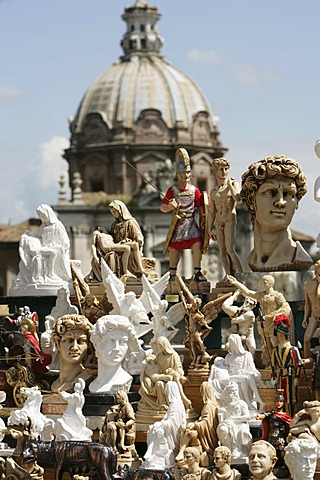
[217,381,252,460]
[176,382,219,467]
[143,381,186,470]
[138,336,191,414]
[99,389,138,460]
[54,378,93,441]
[11,204,71,291]
[209,333,264,413]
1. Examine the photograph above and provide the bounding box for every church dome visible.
[66,0,226,197]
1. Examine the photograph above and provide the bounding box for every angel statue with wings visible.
[175,274,232,370]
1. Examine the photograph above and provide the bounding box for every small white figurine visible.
[8,386,54,441]
[216,381,252,460]
[50,286,79,321]
[209,334,264,412]
[11,204,71,290]
[249,440,277,480]
[284,438,320,480]
[0,392,6,446]
[54,378,92,441]
[89,315,145,394]
[143,381,186,469]
[223,290,257,355]
[140,272,185,341]
[101,260,152,338]
[40,315,60,371]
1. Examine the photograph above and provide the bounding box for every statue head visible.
[284,438,320,480]
[249,440,277,479]
[213,445,232,467]
[52,314,92,366]
[241,155,307,227]
[90,315,141,373]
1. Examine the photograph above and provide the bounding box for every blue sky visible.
[1,0,319,239]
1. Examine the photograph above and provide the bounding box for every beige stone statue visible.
[240,154,312,272]
[51,314,95,392]
[138,336,191,412]
[175,273,231,369]
[210,445,241,480]
[87,225,146,282]
[227,274,292,366]
[181,447,211,480]
[288,400,320,445]
[176,382,219,467]
[223,290,257,356]
[249,440,277,480]
[210,158,243,282]
[100,389,138,460]
[302,260,320,358]
[108,200,146,278]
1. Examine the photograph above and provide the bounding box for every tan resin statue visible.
[241,154,312,272]
[87,224,146,282]
[100,389,138,460]
[138,336,191,412]
[288,400,320,445]
[210,446,241,480]
[176,382,219,467]
[176,273,231,369]
[248,440,277,480]
[181,447,211,480]
[108,200,146,278]
[51,314,94,392]
[210,158,243,282]
[302,260,320,358]
[284,438,320,480]
[161,148,207,282]
[227,274,292,366]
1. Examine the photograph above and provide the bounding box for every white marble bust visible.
[89,315,145,394]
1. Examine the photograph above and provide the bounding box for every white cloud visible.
[186,49,221,66]
[0,85,27,100]
[37,136,70,188]
[232,64,281,87]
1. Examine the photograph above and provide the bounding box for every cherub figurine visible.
[140,271,185,341]
[175,273,231,369]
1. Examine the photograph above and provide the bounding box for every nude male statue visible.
[302,260,320,359]
[210,158,243,281]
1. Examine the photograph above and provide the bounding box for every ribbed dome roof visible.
[71,0,218,137]
[73,56,215,131]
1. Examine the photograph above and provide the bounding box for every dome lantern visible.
[120,0,164,60]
